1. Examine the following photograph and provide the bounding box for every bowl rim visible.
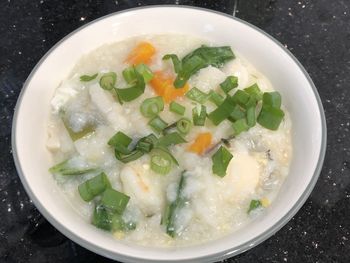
[11,5,327,263]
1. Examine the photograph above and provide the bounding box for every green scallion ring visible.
[176,118,192,134]
[140,96,164,118]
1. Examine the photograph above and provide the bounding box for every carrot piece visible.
[150,71,189,103]
[125,42,156,65]
[188,132,213,155]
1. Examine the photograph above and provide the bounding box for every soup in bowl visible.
[12,6,326,263]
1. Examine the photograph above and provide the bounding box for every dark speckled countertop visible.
[0,0,349,262]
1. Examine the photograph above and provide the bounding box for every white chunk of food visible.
[222,152,260,201]
[89,83,128,131]
[51,77,82,114]
[120,164,164,216]
[188,66,226,93]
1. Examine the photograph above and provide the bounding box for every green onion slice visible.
[192,105,207,126]
[117,67,145,102]
[49,158,97,176]
[232,89,250,106]
[208,96,235,125]
[228,104,246,122]
[220,76,238,93]
[209,91,225,106]
[148,116,168,133]
[163,54,182,73]
[99,72,117,90]
[80,73,98,82]
[176,118,192,134]
[247,199,262,213]
[211,146,233,177]
[92,204,112,231]
[135,63,154,83]
[157,132,186,147]
[100,188,130,214]
[173,46,235,88]
[185,87,210,104]
[262,91,282,108]
[150,152,172,175]
[232,118,250,135]
[257,105,284,130]
[78,172,111,202]
[136,134,158,153]
[140,96,164,118]
[246,107,256,127]
[244,83,262,101]
[169,101,186,115]
[108,131,132,155]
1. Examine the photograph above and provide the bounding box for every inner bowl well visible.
[12,6,326,263]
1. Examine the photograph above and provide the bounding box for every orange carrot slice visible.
[125,42,156,65]
[150,71,189,103]
[188,132,212,155]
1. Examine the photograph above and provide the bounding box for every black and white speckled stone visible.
[0,0,349,262]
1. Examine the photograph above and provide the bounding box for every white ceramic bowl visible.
[12,6,326,263]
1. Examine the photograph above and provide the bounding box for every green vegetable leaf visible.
[163,54,182,73]
[173,46,235,88]
[211,146,233,177]
[247,199,262,213]
[80,73,98,82]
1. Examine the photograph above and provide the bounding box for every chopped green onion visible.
[124,64,153,83]
[114,149,144,163]
[153,146,179,166]
[232,119,250,135]
[246,107,256,127]
[209,91,225,106]
[163,54,182,73]
[247,199,262,213]
[176,118,192,134]
[185,87,210,104]
[263,92,282,108]
[150,152,172,175]
[232,90,250,106]
[192,105,207,126]
[116,67,145,102]
[148,116,168,133]
[108,131,132,155]
[135,63,154,83]
[122,67,136,84]
[78,172,111,202]
[157,132,186,147]
[136,134,158,153]
[49,158,97,176]
[211,146,233,177]
[100,188,130,214]
[229,104,246,122]
[257,105,284,130]
[244,95,257,109]
[80,73,98,82]
[140,96,164,118]
[99,72,117,90]
[220,76,238,93]
[92,204,112,231]
[173,46,235,88]
[244,83,262,101]
[169,101,186,115]
[174,55,206,88]
[208,96,235,125]
[163,171,187,237]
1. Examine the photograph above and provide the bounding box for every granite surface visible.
[0,0,349,262]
